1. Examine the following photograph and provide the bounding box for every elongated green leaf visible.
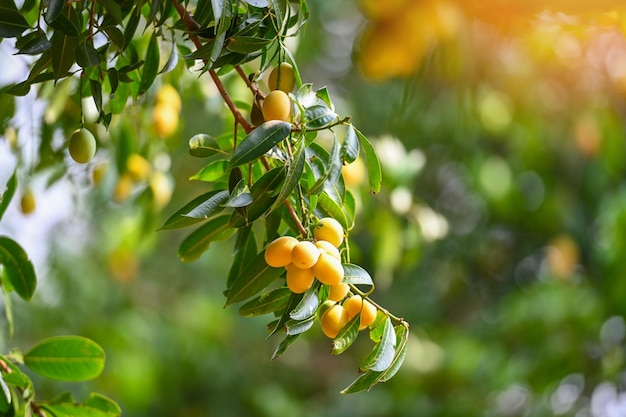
[0,7,29,37]
[230,167,286,227]
[190,160,230,182]
[304,104,338,130]
[230,121,291,168]
[103,26,124,49]
[239,287,291,316]
[226,252,285,305]
[24,336,105,381]
[354,127,382,194]
[178,215,233,262]
[0,171,17,222]
[160,190,226,230]
[317,192,349,231]
[271,334,299,360]
[15,31,51,55]
[40,392,121,417]
[289,285,318,320]
[44,0,64,23]
[122,6,140,50]
[51,32,78,79]
[223,179,253,208]
[47,12,79,36]
[76,38,100,68]
[0,236,36,300]
[342,263,374,286]
[360,316,395,372]
[268,137,305,213]
[227,227,257,287]
[184,190,229,219]
[341,124,360,164]
[285,315,316,335]
[332,314,360,355]
[189,134,229,158]
[139,32,159,95]
[227,36,271,53]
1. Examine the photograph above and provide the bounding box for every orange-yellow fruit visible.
[268,62,296,93]
[291,241,321,269]
[69,128,97,163]
[126,153,152,182]
[286,264,315,294]
[328,283,350,302]
[92,162,108,186]
[320,304,349,339]
[113,173,133,203]
[262,90,291,122]
[19,189,36,215]
[313,217,344,248]
[312,252,344,286]
[344,295,377,330]
[155,84,182,113]
[265,236,299,268]
[153,103,179,137]
[315,240,341,261]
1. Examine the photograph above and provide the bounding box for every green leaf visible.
[285,315,316,335]
[0,7,29,38]
[360,316,395,372]
[0,236,36,300]
[316,86,333,109]
[230,120,291,168]
[271,334,299,360]
[76,38,100,68]
[0,354,31,388]
[190,160,230,182]
[184,190,229,219]
[189,134,230,158]
[342,263,374,287]
[379,324,409,382]
[289,285,318,320]
[223,179,253,208]
[24,336,105,381]
[230,167,286,227]
[317,192,349,231]
[227,227,257,288]
[239,287,291,316]
[15,31,51,55]
[51,31,78,79]
[332,314,360,355]
[341,124,360,164]
[354,127,382,194]
[0,171,17,222]
[304,104,338,130]
[103,25,124,49]
[160,190,225,230]
[44,0,64,23]
[178,215,233,262]
[226,252,285,305]
[268,137,305,213]
[139,31,160,95]
[47,11,79,37]
[40,392,122,417]
[227,36,271,54]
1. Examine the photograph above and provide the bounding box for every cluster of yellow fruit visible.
[357,0,462,80]
[153,84,181,138]
[252,63,296,124]
[264,217,377,339]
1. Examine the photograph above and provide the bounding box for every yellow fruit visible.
[150,171,173,210]
[344,295,378,330]
[286,264,315,294]
[113,173,133,203]
[265,236,299,268]
[262,90,291,122]
[153,103,179,137]
[320,304,349,339]
[126,153,152,182]
[155,84,182,113]
[268,62,296,93]
[291,241,321,269]
[313,217,344,248]
[315,240,341,261]
[92,162,108,186]
[69,128,97,163]
[19,189,36,215]
[328,283,350,302]
[312,252,344,286]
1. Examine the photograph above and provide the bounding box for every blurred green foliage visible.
[3,0,626,416]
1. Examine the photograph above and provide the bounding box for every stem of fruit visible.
[348,284,407,325]
[30,402,46,417]
[172,0,308,239]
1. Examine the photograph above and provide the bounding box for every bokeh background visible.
[2,0,626,416]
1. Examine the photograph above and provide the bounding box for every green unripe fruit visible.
[69,128,97,163]
[268,62,296,93]
[20,189,36,215]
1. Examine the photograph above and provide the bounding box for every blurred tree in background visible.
[3,0,626,416]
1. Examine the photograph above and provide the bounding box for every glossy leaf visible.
[223,179,253,208]
[304,104,338,129]
[360,316,395,372]
[239,287,291,316]
[0,170,17,222]
[184,190,229,219]
[285,315,316,335]
[227,36,271,54]
[0,236,36,300]
[178,215,233,262]
[160,190,226,230]
[226,251,285,305]
[139,31,159,95]
[189,134,229,158]
[317,192,349,231]
[40,392,121,417]
[268,137,305,213]
[24,336,105,381]
[271,334,299,360]
[331,314,360,355]
[0,7,29,38]
[76,38,100,68]
[227,227,258,288]
[341,124,360,164]
[354,127,382,194]
[44,0,64,23]
[51,32,78,79]
[190,160,230,182]
[15,31,50,55]
[230,120,291,168]
[342,263,374,287]
[47,11,79,37]
[230,167,286,227]
[289,286,318,320]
